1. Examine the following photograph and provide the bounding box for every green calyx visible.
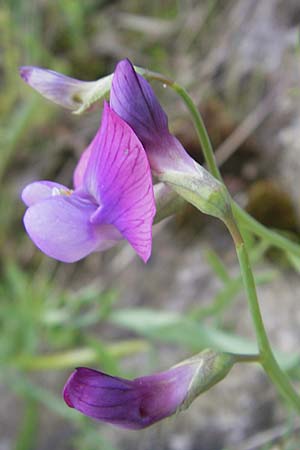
[175,349,236,412]
[159,163,232,222]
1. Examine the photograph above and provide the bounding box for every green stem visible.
[227,219,300,413]
[149,73,300,258]
[171,82,222,180]
[233,353,261,363]
[13,340,149,371]
[232,202,300,257]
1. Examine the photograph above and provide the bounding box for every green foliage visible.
[14,400,38,450]
[0,262,136,448]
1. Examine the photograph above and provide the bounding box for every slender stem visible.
[13,340,149,371]
[172,82,222,180]
[232,202,300,257]
[233,353,261,363]
[227,218,300,413]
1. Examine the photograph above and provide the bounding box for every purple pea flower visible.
[22,102,156,263]
[20,60,231,220]
[63,350,235,429]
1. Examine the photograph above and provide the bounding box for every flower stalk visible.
[234,231,300,413]
[171,82,222,181]
[13,340,149,371]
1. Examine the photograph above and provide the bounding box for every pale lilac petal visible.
[73,144,92,189]
[23,193,120,263]
[22,181,70,207]
[20,66,88,109]
[110,59,168,144]
[83,103,156,262]
[146,133,197,174]
[19,66,113,113]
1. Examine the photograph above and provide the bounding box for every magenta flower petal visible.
[22,181,71,207]
[23,193,120,263]
[63,365,194,429]
[82,103,156,262]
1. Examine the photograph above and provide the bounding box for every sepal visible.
[159,163,232,222]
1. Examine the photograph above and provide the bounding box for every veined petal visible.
[110,59,168,144]
[21,180,71,207]
[19,66,112,113]
[63,368,144,429]
[83,103,156,262]
[63,365,193,429]
[23,193,120,263]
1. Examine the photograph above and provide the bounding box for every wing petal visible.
[23,193,116,263]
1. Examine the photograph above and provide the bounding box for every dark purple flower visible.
[22,102,156,263]
[19,66,112,113]
[63,363,196,429]
[63,350,235,429]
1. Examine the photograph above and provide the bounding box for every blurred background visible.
[1,0,300,449]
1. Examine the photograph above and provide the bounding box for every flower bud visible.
[63,349,235,429]
[19,66,112,113]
